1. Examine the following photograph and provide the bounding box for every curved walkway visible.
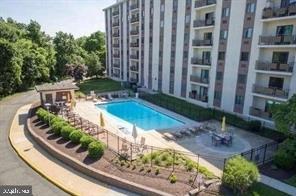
[0,91,66,196]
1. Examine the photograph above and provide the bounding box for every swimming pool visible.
[96,100,184,131]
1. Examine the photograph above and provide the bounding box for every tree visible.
[85,52,102,77]
[0,39,22,96]
[64,64,87,82]
[271,95,296,136]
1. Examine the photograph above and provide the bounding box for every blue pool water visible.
[96,100,184,131]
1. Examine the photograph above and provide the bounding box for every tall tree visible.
[85,52,102,77]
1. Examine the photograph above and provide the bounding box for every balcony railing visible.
[130,15,140,23]
[190,75,209,84]
[130,42,139,47]
[262,5,296,19]
[113,53,120,58]
[130,54,139,59]
[112,32,120,37]
[259,35,296,45]
[253,84,289,99]
[113,63,120,68]
[255,61,294,73]
[189,92,208,102]
[112,10,119,16]
[112,21,119,27]
[192,39,212,46]
[130,65,139,71]
[112,72,120,77]
[249,107,272,121]
[130,30,139,35]
[195,0,216,8]
[191,57,211,65]
[130,3,139,10]
[130,78,138,83]
[112,43,119,48]
[193,19,215,28]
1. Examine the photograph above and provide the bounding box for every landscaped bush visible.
[222,155,259,194]
[36,108,55,124]
[80,134,96,148]
[50,116,64,125]
[169,173,177,183]
[69,129,84,143]
[274,139,296,169]
[88,141,105,159]
[51,121,67,135]
[248,120,262,132]
[61,126,75,140]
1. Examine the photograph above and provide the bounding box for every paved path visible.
[9,104,135,196]
[260,174,296,196]
[0,91,67,195]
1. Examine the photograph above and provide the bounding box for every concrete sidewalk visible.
[9,104,136,196]
[260,174,296,196]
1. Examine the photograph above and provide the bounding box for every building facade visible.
[104,0,296,126]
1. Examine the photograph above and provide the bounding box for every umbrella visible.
[100,112,105,127]
[132,124,138,143]
[221,116,226,132]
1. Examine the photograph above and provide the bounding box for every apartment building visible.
[104,0,296,126]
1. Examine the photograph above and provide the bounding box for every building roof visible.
[35,81,79,92]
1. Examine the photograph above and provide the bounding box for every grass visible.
[76,78,124,96]
[246,182,289,196]
[285,175,296,187]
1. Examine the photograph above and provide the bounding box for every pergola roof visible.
[35,81,79,92]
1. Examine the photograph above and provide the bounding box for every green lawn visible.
[246,183,289,196]
[76,78,124,96]
[285,175,296,187]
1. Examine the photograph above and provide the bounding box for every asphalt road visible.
[0,90,68,196]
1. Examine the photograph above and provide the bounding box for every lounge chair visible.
[107,93,113,100]
[180,129,191,136]
[188,126,200,135]
[172,131,183,139]
[163,132,176,141]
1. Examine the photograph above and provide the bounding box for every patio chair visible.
[172,131,183,139]
[180,129,191,136]
[107,93,113,100]
[163,132,177,141]
[211,135,222,146]
[223,135,232,146]
[188,126,201,135]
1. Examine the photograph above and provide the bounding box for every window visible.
[246,3,256,13]
[240,52,249,61]
[269,77,284,89]
[235,95,244,105]
[276,25,293,36]
[222,7,230,17]
[272,52,289,64]
[238,74,247,84]
[243,28,253,38]
[218,52,225,60]
[161,4,165,12]
[220,30,228,40]
[216,72,223,80]
[185,15,190,23]
[160,20,164,27]
[214,91,222,99]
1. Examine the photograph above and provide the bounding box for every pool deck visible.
[74,98,272,177]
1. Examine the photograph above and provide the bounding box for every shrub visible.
[169,173,177,183]
[51,121,67,135]
[222,155,259,194]
[88,141,104,159]
[50,116,64,125]
[142,156,149,164]
[274,139,296,170]
[154,156,161,166]
[161,152,168,161]
[146,168,151,173]
[186,161,195,171]
[69,130,84,143]
[36,108,47,121]
[61,126,75,140]
[248,120,261,132]
[80,134,96,148]
[155,167,160,175]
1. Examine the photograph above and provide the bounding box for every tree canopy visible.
[0,18,106,98]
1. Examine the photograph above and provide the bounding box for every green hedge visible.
[61,126,75,140]
[69,130,84,143]
[274,139,296,169]
[80,134,96,148]
[139,93,286,142]
[88,141,105,159]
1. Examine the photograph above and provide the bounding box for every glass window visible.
[220,30,228,40]
[161,4,165,12]
[218,52,225,60]
[216,72,223,80]
[246,3,256,13]
[222,7,230,17]
[240,52,249,61]
[238,74,247,84]
[268,77,284,89]
[235,95,244,105]
[160,20,164,27]
[276,25,293,36]
[214,91,222,99]
[185,15,190,23]
[272,52,289,64]
[243,28,253,38]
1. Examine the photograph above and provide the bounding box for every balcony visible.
[112,43,119,48]
[112,32,120,37]
[255,61,294,73]
[112,10,119,16]
[259,35,296,46]
[195,0,216,8]
[130,54,139,59]
[113,63,120,68]
[112,21,119,27]
[190,75,209,84]
[192,39,212,47]
[130,15,140,23]
[113,53,120,58]
[130,42,139,47]
[112,72,120,78]
[193,19,215,28]
[130,3,139,10]
[189,92,208,102]
[253,84,289,99]
[130,65,139,71]
[262,5,296,19]
[130,30,139,35]
[191,57,211,66]
[249,107,272,121]
[130,77,138,83]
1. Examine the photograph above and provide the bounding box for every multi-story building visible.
[104,0,296,127]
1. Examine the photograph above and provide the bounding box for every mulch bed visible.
[260,162,296,181]
[28,110,222,196]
